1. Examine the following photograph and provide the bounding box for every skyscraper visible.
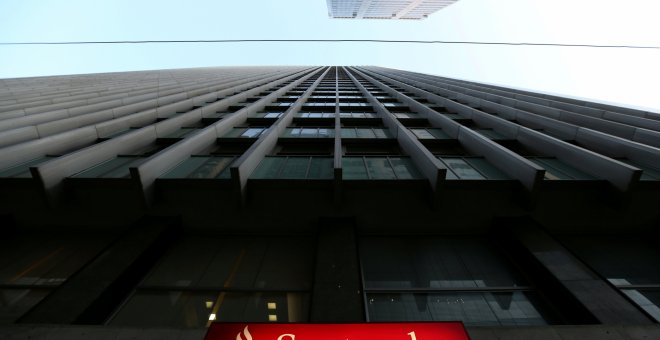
[1,66,659,339]
[327,0,459,19]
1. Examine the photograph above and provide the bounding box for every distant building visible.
[1,66,660,339]
[327,0,459,19]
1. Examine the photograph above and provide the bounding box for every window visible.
[160,156,235,179]
[437,157,510,180]
[281,128,335,138]
[342,157,422,180]
[410,128,450,140]
[360,237,555,326]
[616,159,660,181]
[109,236,314,327]
[560,235,660,321]
[250,112,282,119]
[341,128,392,139]
[251,156,334,180]
[0,233,110,323]
[339,112,377,119]
[159,127,199,139]
[0,155,58,178]
[474,129,509,141]
[223,127,266,138]
[527,157,595,180]
[297,112,334,118]
[72,156,145,179]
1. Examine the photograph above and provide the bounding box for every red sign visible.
[205,322,469,340]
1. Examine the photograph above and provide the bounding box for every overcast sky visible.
[1,0,659,113]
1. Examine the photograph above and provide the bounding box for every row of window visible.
[0,152,622,182]
[5,234,656,326]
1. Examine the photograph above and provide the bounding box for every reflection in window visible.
[367,292,550,326]
[223,127,266,138]
[160,127,199,139]
[361,238,526,289]
[297,112,334,118]
[0,234,109,323]
[341,128,392,139]
[528,157,595,180]
[622,290,660,321]
[250,112,282,119]
[160,156,234,179]
[110,236,314,328]
[617,159,660,181]
[343,157,422,180]
[110,291,309,327]
[0,155,58,178]
[242,128,265,138]
[561,235,660,321]
[71,156,145,179]
[410,128,450,140]
[251,156,333,180]
[282,128,335,138]
[360,237,554,325]
[0,289,51,324]
[438,157,510,180]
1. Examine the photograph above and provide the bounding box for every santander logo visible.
[237,326,295,340]
[236,326,252,340]
[206,322,469,340]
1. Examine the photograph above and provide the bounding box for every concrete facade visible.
[326,0,459,19]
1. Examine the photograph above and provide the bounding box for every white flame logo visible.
[236,326,253,340]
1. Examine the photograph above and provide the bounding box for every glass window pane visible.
[341,128,357,138]
[188,157,234,179]
[0,156,53,178]
[444,169,459,179]
[373,128,391,138]
[281,157,310,179]
[101,157,144,178]
[560,236,660,285]
[0,289,51,324]
[0,234,110,286]
[389,157,422,179]
[282,128,297,137]
[342,157,368,179]
[72,156,138,178]
[241,128,264,138]
[365,158,396,179]
[264,112,281,118]
[307,157,334,179]
[411,129,435,139]
[541,158,594,180]
[163,128,197,139]
[224,128,246,138]
[300,129,318,138]
[440,158,485,180]
[621,159,660,181]
[532,158,594,180]
[161,157,208,179]
[251,157,285,179]
[357,128,376,139]
[360,238,527,289]
[110,291,309,327]
[622,290,660,322]
[465,158,510,180]
[317,128,334,138]
[428,129,450,139]
[476,129,507,140]
[366,292,551,326]
[142,237,314,290]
